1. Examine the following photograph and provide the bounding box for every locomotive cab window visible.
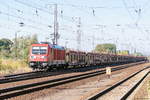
[32,46,47,54]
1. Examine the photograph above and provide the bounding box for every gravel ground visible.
[129,74,150,99]
[98,68,150,100]
[0,67,109,88]
[0,63,136,88]
[8,63,150,100]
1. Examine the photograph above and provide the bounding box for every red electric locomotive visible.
[29,42,66,70]
[29,42,147,70]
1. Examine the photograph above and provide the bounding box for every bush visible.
[0,59,32,74]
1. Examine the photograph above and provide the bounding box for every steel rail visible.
[0,62,145,99]
[0,62,145,84]
[121,70,149,99]
[88,67,150,100]
[4,71,42,78]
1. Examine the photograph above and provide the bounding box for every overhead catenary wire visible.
[40,0,135,9]
[13,0,141,28]
[14,0,76,23]
[132,0,142,26]
[1,0,150,52]
[0,2,53,27]
[0,10,51,28]
[58,2,104,23]
[0,2,76,43]
[132,0,138,10]
[122,0,148,35]
[0,10,51,33]
[134,0,150,34]
[122,0,134,20]
[134,0,150,23]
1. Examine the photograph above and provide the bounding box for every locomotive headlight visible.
[41,56,47,59]
[30,56,36,59]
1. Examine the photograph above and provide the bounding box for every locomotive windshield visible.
[32,46,47,54]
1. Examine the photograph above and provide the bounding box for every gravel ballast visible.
[4,63,150,100]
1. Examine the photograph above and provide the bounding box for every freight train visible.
[29,42,147,70]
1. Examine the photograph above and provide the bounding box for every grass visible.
[0,58,32,75]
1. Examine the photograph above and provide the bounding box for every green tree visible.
[0,38,13,51]
[10,34,38,60]
[0,38,13,57]
[133,52,143,56]
[94,43,116,54]
[117,50,130,55]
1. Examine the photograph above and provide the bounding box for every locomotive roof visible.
[32,43,48,46]
[52,45,65,50]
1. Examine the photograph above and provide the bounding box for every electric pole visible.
[53,4,59,45]
[92,34,95,52]
[15,32,17,59]
[77,17,81,51]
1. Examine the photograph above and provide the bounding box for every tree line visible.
[94,43,143,56]
[0,37,143,61]
[0,34,38,61]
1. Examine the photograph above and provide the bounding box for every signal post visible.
[106,67,111,78]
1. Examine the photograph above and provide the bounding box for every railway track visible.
[0,62,146,99]
[121,70,149,99]
[3,71,42,78]
[0,71,59,84]
[87,66,150,100]
[0,62,145,84]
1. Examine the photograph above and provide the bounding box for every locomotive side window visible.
[32,46,47,54]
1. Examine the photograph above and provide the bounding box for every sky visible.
[0,0,150,55]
